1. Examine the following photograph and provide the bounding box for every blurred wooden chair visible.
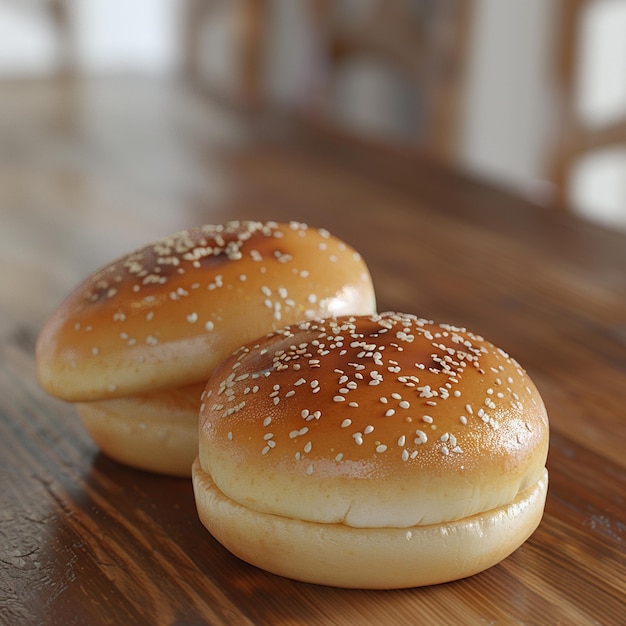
[183,0,268,106]
[305,0,475,163]
[2,0,74,75]
[549,0,626,210]
[182,0,474,162]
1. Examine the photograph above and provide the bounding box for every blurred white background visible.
[1,0,625,231]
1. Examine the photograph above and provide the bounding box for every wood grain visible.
[1,78,624,625]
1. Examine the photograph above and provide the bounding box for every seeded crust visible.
[35,221,376,476]
[36,221,376,402]
[194,312,549,585]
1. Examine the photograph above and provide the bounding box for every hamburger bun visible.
[193,312,549,587]
[36,221,376,476]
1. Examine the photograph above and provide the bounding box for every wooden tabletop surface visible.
[1,78,625,625]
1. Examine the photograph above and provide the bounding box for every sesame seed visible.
[415,430,428,444]
[376,444,388,453]
[364,425,374,434]
[341,419,352,428]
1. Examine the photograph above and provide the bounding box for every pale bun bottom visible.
[76,383,205,477]
[192,460,548,589]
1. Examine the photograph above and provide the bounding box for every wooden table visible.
[1,78,625,625]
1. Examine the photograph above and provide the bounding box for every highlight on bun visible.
[36,221,376,476]
[193,312,549,588]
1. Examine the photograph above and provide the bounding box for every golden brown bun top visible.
[36,221,376,401]
[198,312,549,527]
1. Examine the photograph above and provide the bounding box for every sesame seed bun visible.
[192,312,549,587]
[76,382,205,477]
[36,221,376,476]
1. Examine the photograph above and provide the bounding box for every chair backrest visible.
[304,0,476,162]
[549,0,626,211]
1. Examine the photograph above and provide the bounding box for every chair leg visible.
[48,0,74,77]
